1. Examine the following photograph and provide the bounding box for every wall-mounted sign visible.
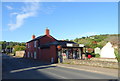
[79,44,84,47]
[67,43,73,47]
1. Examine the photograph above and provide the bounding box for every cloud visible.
[8,1,39,31]
[6,5,13,10]
[10,12,18,16]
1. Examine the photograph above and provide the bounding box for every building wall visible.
[40,35,56,44]
[16,51,25,57]
[40,48,51,62]
[25,35,57,63]
[26,41,37,59]
[50,45,58,63]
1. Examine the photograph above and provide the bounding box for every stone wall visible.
[91,58,118,62]
[15,51,25,57]
[63,59,118,69]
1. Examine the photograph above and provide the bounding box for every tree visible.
[65,39,69,41]
[97,41,107,48]
[13,45,26,54]
[114,48,120,62]
[6,45,12,49]
[20,46,26,50]
[0,44,2,52]
[21,42,26,46]
[74,38,79,43]
[1,41,7,49]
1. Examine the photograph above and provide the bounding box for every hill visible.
[68,34,119,49]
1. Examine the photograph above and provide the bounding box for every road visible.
[2,53,118,80]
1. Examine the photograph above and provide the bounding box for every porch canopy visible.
[57,40,85,59]
[39,40,85,59]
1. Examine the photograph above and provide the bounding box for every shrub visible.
[114,48,120,62]
[95,54,100,58]
[13,45,26,54]
[91,53,95,57]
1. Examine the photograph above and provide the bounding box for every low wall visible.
[63,59,118,69]
[91,58,118,62]
[15,51,25,57]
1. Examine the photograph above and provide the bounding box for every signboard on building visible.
[67,43,73,47]
[79,44,84,47]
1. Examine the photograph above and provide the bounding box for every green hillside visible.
[68,34,119,49]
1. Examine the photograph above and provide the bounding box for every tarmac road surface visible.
[2,53,118,80]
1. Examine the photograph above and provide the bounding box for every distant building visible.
[25,28,84,63]
[94,47,101,54]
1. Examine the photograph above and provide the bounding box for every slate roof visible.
[26,35,80,48]
[27,35,46,43]
[57,40,76,45]
[27,35,58,43]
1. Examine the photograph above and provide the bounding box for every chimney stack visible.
[45,28,50,36]
[32,35,35,39]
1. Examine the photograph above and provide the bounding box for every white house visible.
[100,42,116,58]
[94,47,101,54]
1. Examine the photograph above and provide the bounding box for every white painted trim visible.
[34,51,37,59]
[67,43,73,47]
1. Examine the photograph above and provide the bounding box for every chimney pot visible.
[32,35,35,39]
[45,28,50,36]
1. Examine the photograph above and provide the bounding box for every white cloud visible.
[8,1,40,31]
[6,5,13,10]
[10,12,18,16]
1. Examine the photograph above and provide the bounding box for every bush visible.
[91,53,95,57]
[114,48,120,62]
[13,45,26,54]
[95,54,100,58]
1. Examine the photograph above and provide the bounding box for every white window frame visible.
[31,53,33,58]
[34,41,36,48]
[34,51,37,59]
[28,43,30,48]
[28,52,30,58]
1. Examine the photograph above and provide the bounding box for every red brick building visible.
[25,28,84,63]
